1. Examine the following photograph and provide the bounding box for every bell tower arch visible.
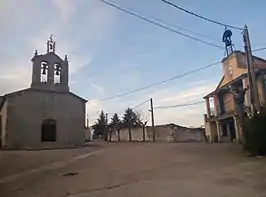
[31,36,69,92]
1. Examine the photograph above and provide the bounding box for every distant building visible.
[0,37,87,149]
[204,51,266,143]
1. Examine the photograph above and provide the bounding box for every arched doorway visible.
[41,119,56,142]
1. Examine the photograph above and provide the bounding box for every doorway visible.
[229,119,236,141]
[41,119,56,142]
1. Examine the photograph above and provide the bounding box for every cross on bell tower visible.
[31,36,69,92]
[47,35,56,53]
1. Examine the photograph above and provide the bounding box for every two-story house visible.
[204,51,266,143]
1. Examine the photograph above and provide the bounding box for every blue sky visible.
[0,0,266,127]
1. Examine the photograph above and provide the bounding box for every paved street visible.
[0,142,266,197]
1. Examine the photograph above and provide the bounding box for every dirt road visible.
[0,142,266,197]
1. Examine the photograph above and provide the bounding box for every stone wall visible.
[111,127,147,142]
[0,100,8,147]
[110,124,205,142]
[5,89,86,149]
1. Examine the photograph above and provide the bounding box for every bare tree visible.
[137,113,149,142]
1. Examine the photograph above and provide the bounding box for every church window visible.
[54,63,61,84]
[40,61,48,83]
[41,119,56,142]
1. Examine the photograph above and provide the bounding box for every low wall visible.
[110,124,205,142]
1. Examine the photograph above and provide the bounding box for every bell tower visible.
[31,36,69,92]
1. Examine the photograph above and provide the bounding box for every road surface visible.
[0,142,266,197]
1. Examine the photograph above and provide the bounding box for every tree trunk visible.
[117,129,120,142]
[128,127,132,142]
[109,130,112,142]
[142,126,145,142]
[104,128,108,141]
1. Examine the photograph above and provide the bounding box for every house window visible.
[41,119,56,142]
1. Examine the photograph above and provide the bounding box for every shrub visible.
[244,108,266,156]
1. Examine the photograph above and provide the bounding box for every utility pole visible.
[150,98,155,142]
[105,113,108,141]
[243,25,260,116]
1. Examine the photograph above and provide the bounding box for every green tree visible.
[109,113,122,142]
[122,108,138,142]
[92,110,108,140]
[244,108,266,156]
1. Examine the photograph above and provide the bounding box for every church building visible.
[0,37,87,149]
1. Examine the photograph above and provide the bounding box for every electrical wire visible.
[88,51,263,106]
[252,47,266,53]
[98,0,224,49]
[154,17,219,42]
[89,61,221,104]
[132,99,150,109]
[161,0,244,31]
[102,1,220,43]
[103,99,150,117]
[154,101,205,109]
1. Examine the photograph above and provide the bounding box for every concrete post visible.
[226,123,231,141]
[233,116,240,142]
[216,121,221,142]
[205,97,211,118]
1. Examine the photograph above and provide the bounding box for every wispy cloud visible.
[90,84,105,92]
[0,0,114,96]
[161,84,215,103]
[52,0,76,23]
[86,81,217,127]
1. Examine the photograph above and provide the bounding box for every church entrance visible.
[41,119,56,142]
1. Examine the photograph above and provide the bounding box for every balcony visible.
[217,100,235,116]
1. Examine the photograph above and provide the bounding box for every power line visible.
[132,99,150,109]
[155,98,234,110]
[154,17,220,43]
[89,61,221,104]
[99,0,224,49]
[161,0,244,31]
[104,1,220,43]
[252,47,266,53]
[154,101,205,109]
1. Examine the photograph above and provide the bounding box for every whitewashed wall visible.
[109,124,205,142]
